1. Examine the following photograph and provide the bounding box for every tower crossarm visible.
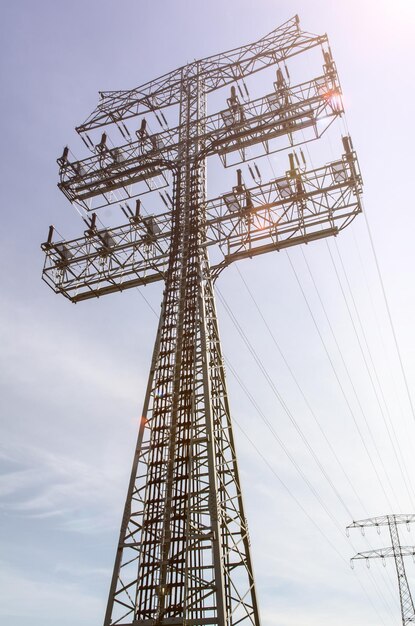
[42,141,361,302]
[194,18,325,92]
[351,547,415,562]
[60,70,341,211]
[76,16,327,134]
[198,69,341,165]
[42,144,361,302]
[347,515,415,531]
[41,213,170,302]
[207,143,361,269]
[58,151,172,212]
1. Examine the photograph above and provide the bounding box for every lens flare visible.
[325,90,343,113]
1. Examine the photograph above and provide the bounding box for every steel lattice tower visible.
[42,16,363,626]
[348,515,415,626]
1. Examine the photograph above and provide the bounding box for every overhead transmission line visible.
[224,350,398,619]
[298,131,415,507]
[216,286,357,525]
[229,410,392,626]
[298,100,413,499]
[305,241,413,508]
[217,285,399,609]
[351,226,415,465]
[329,238,415,508]
[289,246,410,596]
[234,264,369,516]
[339,110,415,466]
[285,251,397,512]
[226,266,400,610]
[363,209,415,423]
[293,81,410,507]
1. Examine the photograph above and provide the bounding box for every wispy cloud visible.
[0,442,125,533]
[0,297,142,407]
[0,561,103,625]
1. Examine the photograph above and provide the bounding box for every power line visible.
[224,357,349,530]
[219,283,398,611]
[303,242,411,508]
[217,286,358,526]
[285,250,396,512]
[363,209,415,424]
[351,226,415,495]
[299,244,408,597]
[234,263,369,517]
[331,237,415,508]
[225,359,397,621]
[223,270,398,611]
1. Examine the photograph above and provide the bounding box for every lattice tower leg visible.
[388,516,415,625]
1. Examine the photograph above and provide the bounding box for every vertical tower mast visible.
[103,63,259,626]
[41,16,363,626]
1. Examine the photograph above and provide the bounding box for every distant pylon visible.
[348,515,415,625]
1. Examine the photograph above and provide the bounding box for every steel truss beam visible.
[348,515,415,530]
[76,16,327,134]
[59,70,342,211]
[352,547,415,560]
[42,146,361,302]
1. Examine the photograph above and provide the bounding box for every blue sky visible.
[1,1,415,625]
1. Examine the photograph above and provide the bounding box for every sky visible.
[1,1,415,625]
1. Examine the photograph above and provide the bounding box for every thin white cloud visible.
[0,561,102,624]
[0,442,124,532]
[0,297,143,409]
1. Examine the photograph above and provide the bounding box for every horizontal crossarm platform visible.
[41,215,171,301]
[58,154,171,211]
[207,141,362,269]
[42,143,361,302]
[347,515,415,530]
[352,547,415,561]
[60,72,341,211]
[76,16,327,133]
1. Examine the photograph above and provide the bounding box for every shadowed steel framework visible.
[41,15,363,626]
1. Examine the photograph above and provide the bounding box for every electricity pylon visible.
[42,15,362,626]
[348,515,415,625]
